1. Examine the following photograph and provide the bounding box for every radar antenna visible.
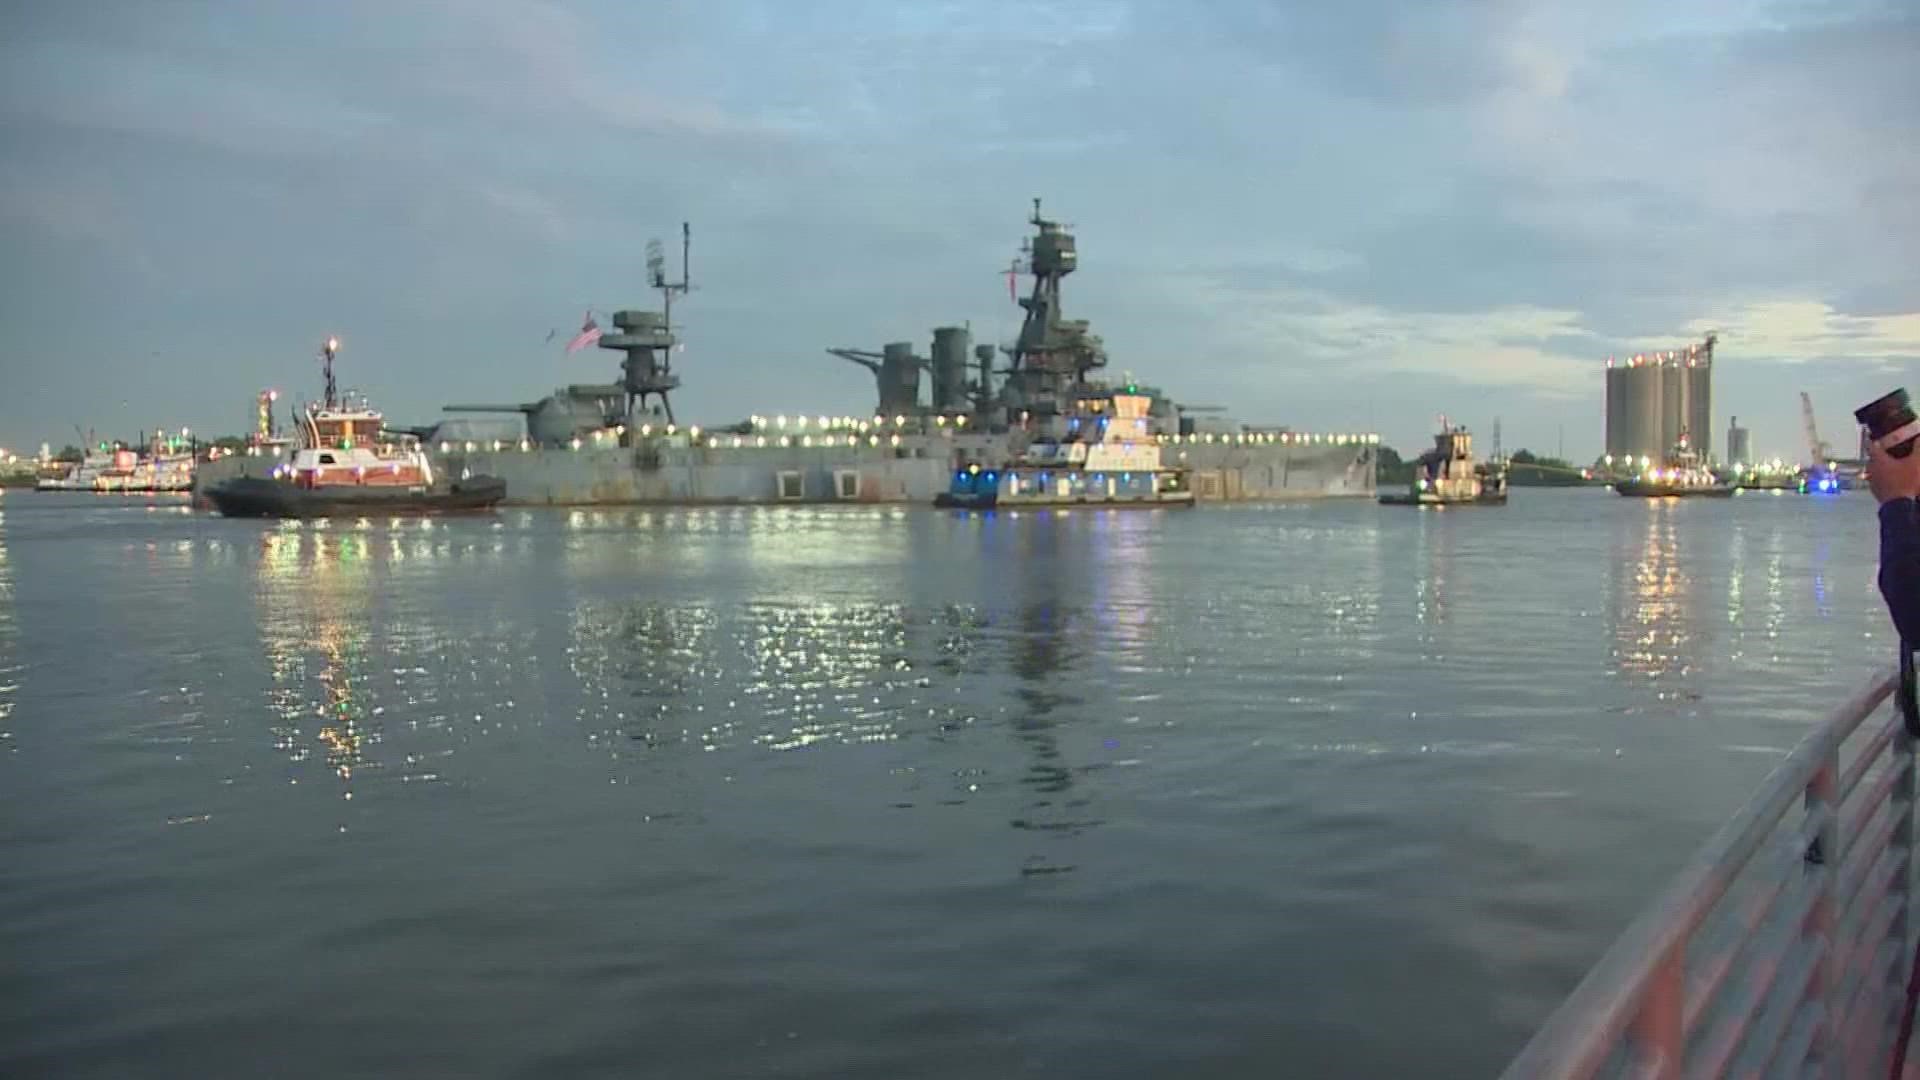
[650,222,693,336]
[646,239,667,289]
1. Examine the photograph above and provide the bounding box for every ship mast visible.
[603,223,692,427]
[1001,198,1106,423]
[319,336,340,409]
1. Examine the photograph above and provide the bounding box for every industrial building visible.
[1726,416,1752,467]
[1603,334,1716,467]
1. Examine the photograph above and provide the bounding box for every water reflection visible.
[554,510,1142,867]
[1607,500,1701,692]
[1006,518,1079,785]
[1090,511,1155,662]
[254,527,382,808]
[565,595,928,754]
[0,504,15,735]
[1411,510,1456,659]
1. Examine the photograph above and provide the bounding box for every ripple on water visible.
[0,494,1895,1078]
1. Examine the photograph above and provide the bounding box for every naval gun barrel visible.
[443,402,542,413]
[827,348,884,373]
[832,344,924,415]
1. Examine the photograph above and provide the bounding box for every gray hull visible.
[197,436,1374,507]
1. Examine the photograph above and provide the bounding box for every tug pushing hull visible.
[198,202,1377,507]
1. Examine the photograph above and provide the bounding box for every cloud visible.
[0,0,1914,462]
[1158,270,1594,397]
[1664,303,1920,369]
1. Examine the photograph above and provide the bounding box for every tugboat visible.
[936,385,1195,509]
[1379,422,1508,506]
[204,338,506,518]
[1612,435,1734,498]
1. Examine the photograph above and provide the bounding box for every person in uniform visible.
[1870,438,1920,643]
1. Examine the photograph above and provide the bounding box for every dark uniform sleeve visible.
[1883,497,1920,645]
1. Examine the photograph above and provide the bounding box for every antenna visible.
[651,222,693,333]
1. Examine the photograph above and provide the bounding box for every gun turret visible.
[444,384,627,445]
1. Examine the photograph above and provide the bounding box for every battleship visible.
[197,201,1377,506]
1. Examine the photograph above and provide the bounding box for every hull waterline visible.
[205,476,507,518]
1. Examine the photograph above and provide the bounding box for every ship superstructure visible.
[37,430,197,493]
[999,199,1107,424]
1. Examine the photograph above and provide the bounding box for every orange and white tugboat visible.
[204,338,506,518]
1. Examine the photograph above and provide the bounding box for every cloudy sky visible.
[1,0,1914,461]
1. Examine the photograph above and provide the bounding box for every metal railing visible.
[1501,668,1911,1079]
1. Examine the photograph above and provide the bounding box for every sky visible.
[1,0,1914,462]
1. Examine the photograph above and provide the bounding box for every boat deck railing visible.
[1502,667,1913,1079]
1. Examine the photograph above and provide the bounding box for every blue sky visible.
[1,0,1914,461]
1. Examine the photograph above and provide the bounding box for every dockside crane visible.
[1800,391,1832,466]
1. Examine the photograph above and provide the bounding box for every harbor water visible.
[0,489,1897,1078]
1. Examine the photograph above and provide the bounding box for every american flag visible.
[565,310,601,354]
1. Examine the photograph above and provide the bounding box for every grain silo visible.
[1726,417,1751,466]
[1624,355,1665,464]
[1661,353,1690,453]
[1685,339,1713,459]
[1605,359,1627,461]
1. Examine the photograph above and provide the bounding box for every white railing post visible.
[1808,752,1841,1079]
[1633,942,1685,1079]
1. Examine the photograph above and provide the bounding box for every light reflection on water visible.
[1612,498,1695,687]
[0,503,15,734]
[0,492,1898,1079]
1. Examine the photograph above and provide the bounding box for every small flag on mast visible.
[565,310,601,354]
